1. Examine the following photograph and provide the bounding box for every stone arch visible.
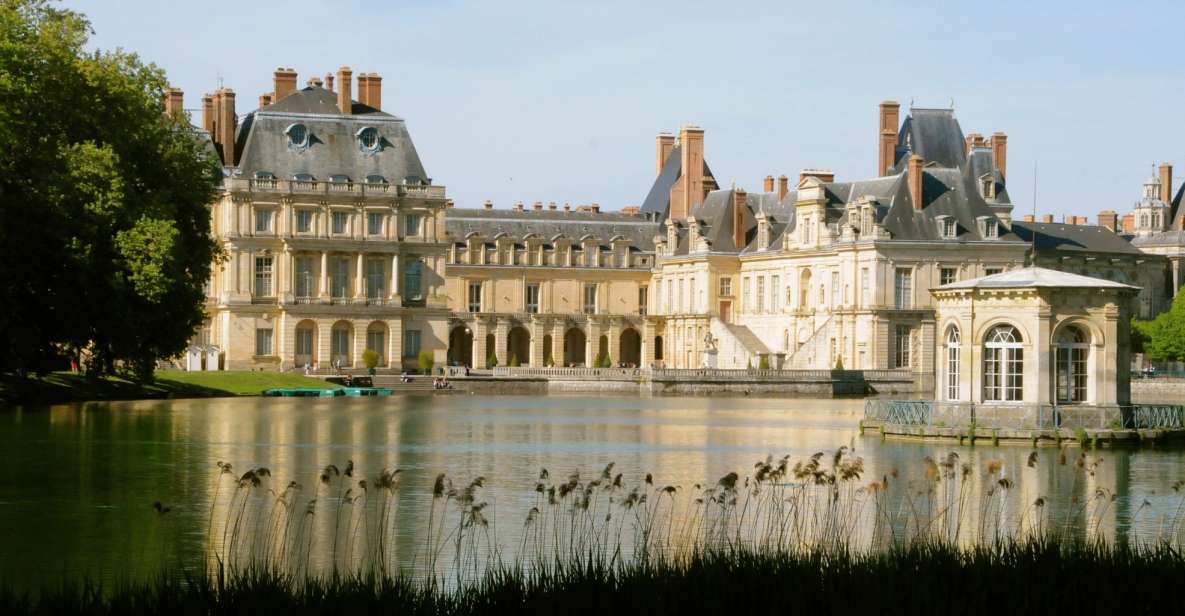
[365,321,389,366]
[798,268,812,308]
[330,320,354,368]
[619,328,641,367]
[1051,317,1104,349]
[563,328,586,367]
[507,326,531,367]
[448,325,473,368]
[1053,322,1092,404]
[294,319,318,368]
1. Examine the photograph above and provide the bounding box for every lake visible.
[2,394,1184,589]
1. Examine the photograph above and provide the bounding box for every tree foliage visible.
[418,350,435,374]
[1135,292,1185,362]
[0,1,220,380]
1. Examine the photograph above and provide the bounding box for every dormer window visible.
[330,174,350,184]
[285,124,309,148]
[985,219,999,239]
[366,174,387,184]
[357,127,380,152]
[942,218,957,239]
[980,176,995,199]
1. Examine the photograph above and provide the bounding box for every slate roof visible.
[935,266,1140,291]
[890,108,966,172]
[1131,230,1185,248]
[233,86,429,185]
[1011,222,1144,255]
[445,208,661,251]
[639,145,717,218]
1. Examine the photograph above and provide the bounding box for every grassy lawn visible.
[0,370,337,405]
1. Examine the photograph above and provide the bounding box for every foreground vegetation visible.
[6,449,1185,612]
[0,371,336,404]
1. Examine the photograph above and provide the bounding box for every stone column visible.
[316,318,332,371]
[584,321,597,367]
[551,321,566,367]
[390,253,401,300]
[494,319,509,367]
[608,320,622,366]
[354,253,365,299]
[353,319,367,369]
[1174,259,1181,297]
[473,319,489,369]
[320,251,329,299]
[530,319,547,368]
[231,199,240,236]
[388,318,403,371]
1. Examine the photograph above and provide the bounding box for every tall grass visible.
[7,447,1185,613]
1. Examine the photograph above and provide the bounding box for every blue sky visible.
[70,0,1185,218]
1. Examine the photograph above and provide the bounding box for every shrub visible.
[509,353,520,367]
[544,355,554,367]
[834,356,844,370]
[758,355,770,370]
[418,350,434,374]
[487,352,498,368]
[362,349,380,372]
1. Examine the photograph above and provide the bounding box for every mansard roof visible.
[890,108,966,172]
[233,85,429,186]
[445,207,660,251]
[1013,222,1145,255]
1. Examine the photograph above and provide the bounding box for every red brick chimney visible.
[483,200,493,210]
[1022,214,1035,223]
[1041,214,1054,223]
[908,155,924,210]
[733,188,747,249]
[763,175,774,193]
[533,201,543,212]
[259,93,273,108]
[324,73,334,92]
[655,133,674,176]
[1122,213,1135,233]
[1097,210,1118,232]
[991,132,1007,179]
[164,88,183,117]
[201,94,214,135]
[356,73,370,107]
[777,175,788,201]
[670,125,705,221]
[273,68,297,102]
[218,89,236,165]
[799,169,835,184]
[365,73,381,111]
[1160,163,1173,203]
[878,100,900,177]
[336,66,353,115]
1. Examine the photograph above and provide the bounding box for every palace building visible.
[186,70,1175,382]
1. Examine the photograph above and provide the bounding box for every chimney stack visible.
[908,155,924,210]
[799,169,835,184]
[655,132,675,176]
[1022,214,1035,223]
[259,93,273,108]
[336,66,353,115]
[733,188,747,250]
[548,202,557,211]
[1041,214,1054,223]
[763,175,774,193]
[325,73,334,92]
[1098,210,1118,232]
[356,74,370,107]
[878,101,900,176]
[1122,213,1135,233]
[564,203,571,212]
[164,87,184,117]
[777,175,788,201]
[201,94,214,134]
[591,204,600,213]
[365,73,381,110]
[533,201,543,211]
[1160,163,1173,203]
[514,201,524,212]
[483,200,493,210]
[670,125,705,221]
[991,132,1007,179]
[216,89,237,165]
[273,68,297,102]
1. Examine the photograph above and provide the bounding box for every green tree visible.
[0,1,220,380]
[487,352,498,368]
[758,355,770,370]
[362,350,380,376]
[418,350,435,374]
[1138,292,1185,362]
[834,356,844,370]
[509,353,520,367]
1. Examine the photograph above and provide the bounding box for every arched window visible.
[1055,326,1089,404]
[798,269,812,309]
[983,325,1023,402]
[945,326,961,401]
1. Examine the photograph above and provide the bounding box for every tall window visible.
[1055,326,1089,404]
[295,256,314,298]
[689,278,696,313]
[861,267,870,306]
[830,271,840,307]
[638,285,648,315]
[296,210,313,233]
[468,282,482,312]
[894,325,912,369]
[366,259,384,299]
[403,329,422,358]
[255,327,273,356]
[254,256,273,297]
[983,325,1023,402]
[583,284,597,314]
[331,325,351,365]
[719,277,732,296]
[743,278,751,313]
[945,327,961,401]
[254,209,272,233]
[331,257,349,299]
[332,212,349,235]
[940,267,958,286]
[678,279,684,313]
[984,219,999,239]
[771,275,780,312]
[367,212,383,236]
[404,261,423,300]
[526,283,540,314]
[666,279,673,313]
[894,268,912,309]
[366,328,385,362]
[755,277,764,314]
[405,214,422,237]
[942,218,957,238]
[295,327,313,359]
[799,269,812,308]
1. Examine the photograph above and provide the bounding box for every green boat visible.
[342,387,393,397]
[262,388,343,397]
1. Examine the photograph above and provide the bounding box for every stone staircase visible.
[784,315,834,369]
[710,320,771,368]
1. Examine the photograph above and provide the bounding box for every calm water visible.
[2,394,1185,589]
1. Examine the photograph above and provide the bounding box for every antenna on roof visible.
[216,72,223,89]
[1029,160,1038,265]
[949,97,955,110]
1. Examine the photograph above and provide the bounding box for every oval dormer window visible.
[286,123,309,148]
[358,127,379,152]
[366,174,387,184]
